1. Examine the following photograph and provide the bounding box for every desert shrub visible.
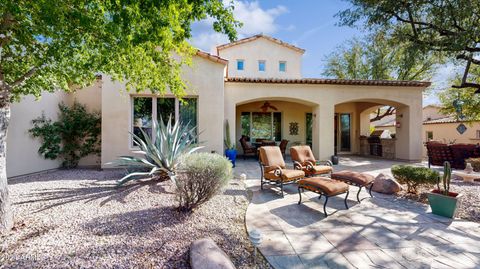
[29,102,101,168]
[108,115,201,186]
[391,165,439,193]
[174,153,232,211]
[466,158,480,172]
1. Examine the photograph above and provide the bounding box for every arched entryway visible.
[333,98,421,160]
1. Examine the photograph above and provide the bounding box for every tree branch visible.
[370,106,396,122]
[11,67,37,88]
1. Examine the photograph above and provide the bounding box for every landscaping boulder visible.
[190,238,236,269]
[372,173,402,194]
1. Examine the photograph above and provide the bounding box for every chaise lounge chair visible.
[290,145,333,177]
[259,146,305,197]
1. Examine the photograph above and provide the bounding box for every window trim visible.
[130,95,198,149]
[258,60,266,72]
[426,131,434,141]
[279,61,287,72]
[236,59,244,71]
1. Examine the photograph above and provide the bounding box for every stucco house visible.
[7,34,430,178]
[423,105,480,147]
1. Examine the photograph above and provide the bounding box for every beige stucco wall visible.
[101,55,226,168]
[235,100,313,155]
[423,105,444,121]
[218,37,303,79]
[224,82,424,161]
[67,79,103,167]
[7,92,69,178]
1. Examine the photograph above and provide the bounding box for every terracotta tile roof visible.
[423,116,464,124]
[225,77,431,87]
[217,34,305,54]
[196,50,228,65]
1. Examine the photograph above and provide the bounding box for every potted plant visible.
[224,120,237,167]
[427,161,463,218]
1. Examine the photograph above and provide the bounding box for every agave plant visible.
[109,115,203,186]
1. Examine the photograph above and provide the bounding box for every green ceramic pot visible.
[427,189,462,218]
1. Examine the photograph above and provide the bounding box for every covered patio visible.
[235,157,480,268]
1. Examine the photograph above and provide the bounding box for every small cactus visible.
[442,161,452,196]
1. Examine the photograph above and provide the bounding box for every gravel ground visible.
[396,176,480,222]
[0,169,270,268]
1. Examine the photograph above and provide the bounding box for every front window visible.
[132,96,197,147]
[279,61,286,72]
[242,112,281,141]
[258,60,266,72]
[426,131,433,141]
[476,130,480,139]
[133,97,153,143]
[237,60,244,71]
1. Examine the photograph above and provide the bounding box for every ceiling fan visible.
[260,101,278,112]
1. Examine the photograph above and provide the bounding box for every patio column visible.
[312,103,334,161]
[395,104,422,161]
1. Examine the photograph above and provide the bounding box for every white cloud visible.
[191,1,289,53]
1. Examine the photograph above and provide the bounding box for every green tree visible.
[439,66,480,120]
[337,0,480,116]
[323,30,438,121]
[0,0,239,233]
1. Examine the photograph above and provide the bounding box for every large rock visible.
[190,238,236,269]
[372,173,402,194]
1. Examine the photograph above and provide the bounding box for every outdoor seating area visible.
[426,141,480,169]
[238,156,480,268]
[259,145,377,217]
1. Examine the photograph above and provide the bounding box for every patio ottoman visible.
[297,177,350,217]
[331,171,375,203]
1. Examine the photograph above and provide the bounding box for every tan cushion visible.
[298,177,349,196]
[290,145,316,164]
[264,169,305,182]
[310,165,333,174]
[259,146,286,172]
[331,171,375,186]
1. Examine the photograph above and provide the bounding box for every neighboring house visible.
[7,34,429,177]
[422,106,480,157]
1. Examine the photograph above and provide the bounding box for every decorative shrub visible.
[465,158,480,172]
[175,153,232,211]
[108,115,202,186]
[391,165,439,193]
[29,102,101,168]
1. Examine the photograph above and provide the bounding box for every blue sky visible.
[191,0,459,105]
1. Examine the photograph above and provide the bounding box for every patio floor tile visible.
[299,253,354,269]
[238,157,480,269]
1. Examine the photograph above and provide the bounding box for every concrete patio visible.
[235,156,480,269]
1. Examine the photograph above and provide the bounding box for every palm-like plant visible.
[109,115,202,186]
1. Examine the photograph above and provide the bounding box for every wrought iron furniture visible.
[426,141,480,169]
[290,145,333,177]
[239,135,256,159]
[279,139,289,157]
[298,177,349,217]
[331,171,374,203]
[259,146,305,197]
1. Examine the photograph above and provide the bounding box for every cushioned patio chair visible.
[259,146,305,197]
[290,145,333,177]
[239,136,256,159]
